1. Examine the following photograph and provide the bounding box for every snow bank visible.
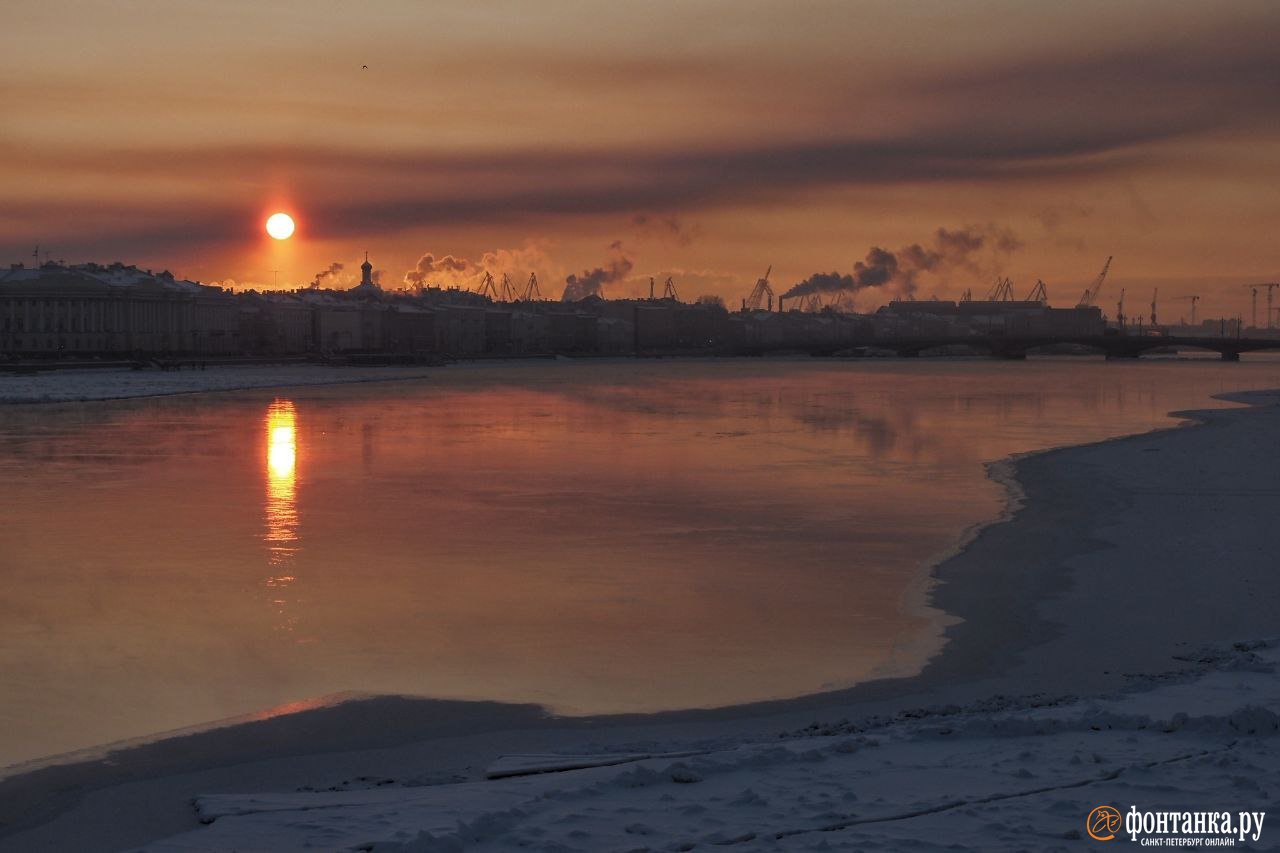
[144,642,1280,852]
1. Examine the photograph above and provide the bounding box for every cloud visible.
[5,20,1277,256]
[1037,204,1093,251]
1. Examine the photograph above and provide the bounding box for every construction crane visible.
[1242,283,1279,330]
[745,265,774,311]
[663,276,679,301]
[499,273,521,302]
[986,276,1014,301]
[523,272,543,301]
[474,271,499,299]
[1076,256,1113,308]
[1025,280,1048,303]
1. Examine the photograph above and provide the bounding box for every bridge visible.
[785,334,1280,361]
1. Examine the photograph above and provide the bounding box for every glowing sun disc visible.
[266,212,295,240]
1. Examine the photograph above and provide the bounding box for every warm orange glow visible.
[264,399,300,633]
[268,424,296,478]
[264,400,298,559]
[265,212,295,241]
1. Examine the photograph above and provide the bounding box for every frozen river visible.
[3,355,1280,768]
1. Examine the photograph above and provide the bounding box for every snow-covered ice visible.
[143,642,1280,851]
[3,382,1280,852]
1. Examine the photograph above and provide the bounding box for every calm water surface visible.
[3,356,1280,767]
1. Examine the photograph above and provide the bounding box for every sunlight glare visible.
[266,212,295,240]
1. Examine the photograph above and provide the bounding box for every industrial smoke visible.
[783,224,1021,300]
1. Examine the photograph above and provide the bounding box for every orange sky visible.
[4,0,1278,317]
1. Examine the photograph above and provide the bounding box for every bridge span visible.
[784,334,1280,361]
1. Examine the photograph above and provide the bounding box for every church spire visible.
[360,251,373,286]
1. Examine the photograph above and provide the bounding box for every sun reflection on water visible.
[264,400,300,632]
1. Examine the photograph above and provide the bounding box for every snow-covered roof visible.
[0,262,226,297]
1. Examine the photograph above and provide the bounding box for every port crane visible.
[745,266,774,311]
[522,272,543,301]
[1242,283,1279,330]
[1025,280,1048,303]
[1076,256,1113,308]
[474,271,499,300]
[499,274,521,302]
[1116,288,1126,328]
[986,276,1015,301]
[1150,288,1159,327]
[651,276,680,301]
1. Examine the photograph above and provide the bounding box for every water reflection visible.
[264,400,299,632]
[7,359,1280,766]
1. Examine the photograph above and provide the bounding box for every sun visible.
[266,212,295,240]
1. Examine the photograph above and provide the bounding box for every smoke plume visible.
[403,242,553,290]
[313,262,344,287]
[404,253,471,287]
[783,224,1022,300]
[562,240,633,302]
[632,214,700,247]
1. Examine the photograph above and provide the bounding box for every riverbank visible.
[2,387,1278,850]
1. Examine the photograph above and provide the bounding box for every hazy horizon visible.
[5,0,1278,314]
